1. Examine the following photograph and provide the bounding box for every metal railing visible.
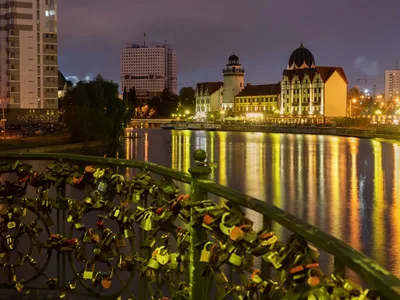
[0,151,399,300]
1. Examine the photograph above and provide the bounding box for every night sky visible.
[59,0,400,93]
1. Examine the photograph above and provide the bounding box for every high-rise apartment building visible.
[385,70,400,101]
[120,42,177,101]
[0,0,58,110]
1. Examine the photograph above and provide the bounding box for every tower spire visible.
[144,32,146,46]
[300,37,303,47]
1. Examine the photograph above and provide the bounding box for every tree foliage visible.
[147,88,179,117]
[64,75,130,148]
[179,87,196,111]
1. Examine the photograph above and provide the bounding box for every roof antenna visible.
[144,32,146,46]
[300,37,303,46]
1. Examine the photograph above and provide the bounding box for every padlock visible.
[244,230,258,244]
[147,258,160,270]
[115,234,126,248]
[92,271,101,287]
[141,236,156,248]
[83,261,95,280]
[213,269,228,285]
[74,222,85,231]
[230,224,250,241]
[200,242,213,262]
[228,249,242,267]
[140,212,153,231]
[82,231,93,243]
[154,246,170,265]
[9,264,17,283]
[124,227,135,239]
[250,269,263,284]
[219,213,235,236]
[101,268,113,289]
[15,282,24,293]
[67,281,77,290]
[263,251,282,269]
[6,235,14,250]
[167,253,179,270]
[88,228,100,243]
[93,168,105,179]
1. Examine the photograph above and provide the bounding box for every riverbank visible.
[0,132,102,153]
[220,124,400,141]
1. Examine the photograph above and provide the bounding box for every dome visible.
[287,43,315,69]
[227,54,240,65]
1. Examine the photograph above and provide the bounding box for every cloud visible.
[353,56,378,76]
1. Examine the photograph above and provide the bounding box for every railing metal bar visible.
[196,179,400,300]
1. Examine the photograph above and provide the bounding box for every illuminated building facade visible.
[280,43,348,119]
[120,42,178,102]
[385,70,400,102]
[195,82,223,114]
[234,83,280,120]
[222,54,245,110]
[0,0,59,110]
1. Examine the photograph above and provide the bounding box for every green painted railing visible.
[0,151,399,299]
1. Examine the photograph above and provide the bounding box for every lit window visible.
[45,10,49,17]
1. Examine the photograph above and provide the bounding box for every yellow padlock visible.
[83,261,95,280]
[228,249,242,267]
[200,242,213,262]
[154,246,170,265]
[219,213,235,236]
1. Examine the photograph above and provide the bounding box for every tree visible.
[148,88,179,117]
[64,75,131,152]
[348,86,361,100]
[179,87,195,112]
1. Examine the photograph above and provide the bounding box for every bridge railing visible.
[0,151,398,300]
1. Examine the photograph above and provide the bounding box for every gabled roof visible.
[58,70,67,90]
[235,84,281,97]
[196,82,223,95]
[316,66,348,84]
[282,67,348,84]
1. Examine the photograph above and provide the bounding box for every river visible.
[126,129,400,278]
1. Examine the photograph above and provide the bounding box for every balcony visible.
[222,68,245,74]
[0,150,397,300]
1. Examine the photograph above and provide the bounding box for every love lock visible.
[251,269,263,284]
[83,261,95,280]
[219,213,235,236]
[200,242,213,262]
[101,268,113,289]
[228,249,242,267]
[140,212,153,231]
[154,246,170,265]
[230,224,251,241]
[88,228,100,243]
[147,258,160,270]
[93,168,105,179]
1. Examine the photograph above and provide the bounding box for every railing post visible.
[188,149,212,300]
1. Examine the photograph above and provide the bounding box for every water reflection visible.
[123,129,399,276]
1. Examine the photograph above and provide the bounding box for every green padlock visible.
[168,253,179,269]
[219,213,235,236]
[200,242,213,262]
[228,249,242,267]
[147,258,160,270]
[155,246,170,265]
[83,261,95,280]
[124,227,135,239]
[140,212,153,231]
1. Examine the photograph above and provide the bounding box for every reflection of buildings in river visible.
[317,135,326,229]
[306,135,317,226]
[296,134,304,219]
[328,136,341,240]
[217,132,227,186]
[209,132,215,180]
[288,134,296,214]
[171,130,192,194]
[243,132,266,231]
[349,138,361,251]
[270,134,282,236]
[372,140,386,266]
[144,132,148,162]
[391,144,400,276]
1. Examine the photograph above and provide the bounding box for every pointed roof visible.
[282,67,348,84]
[196,82,223,95]
[315,66,348,84]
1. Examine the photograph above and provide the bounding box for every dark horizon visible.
[59,0,400,93]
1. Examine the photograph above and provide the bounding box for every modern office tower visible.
[120,42,178,102]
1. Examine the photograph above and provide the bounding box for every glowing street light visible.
[375,110,382,115]
[184,110,190,115]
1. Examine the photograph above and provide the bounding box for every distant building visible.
[120,42,178,102]
[385,70,400,102]
[58,71,68,99]
[0,0,58,110]
[222,54,245,110]
[195,82,223,115]
[234,83,280,120]
[280,43,348,119]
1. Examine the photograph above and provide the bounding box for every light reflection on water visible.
[124,129,400,278]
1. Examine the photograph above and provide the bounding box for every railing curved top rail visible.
[0,152,192,184]
[0,152,399,299]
